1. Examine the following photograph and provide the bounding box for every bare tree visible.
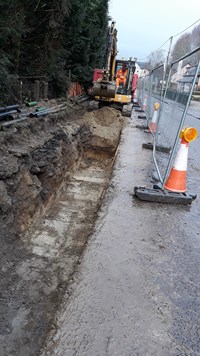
[188,24,200,65]
[191,23,200,49]
[171,33,191,62]
[147,49,165,69]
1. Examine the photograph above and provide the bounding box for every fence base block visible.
[136,124,148,130]
[134,186,194,205]
[142,142,171,153]
[135,109,144,112]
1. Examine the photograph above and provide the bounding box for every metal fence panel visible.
[135,47,200,188]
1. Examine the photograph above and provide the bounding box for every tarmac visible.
[42,107,200,356]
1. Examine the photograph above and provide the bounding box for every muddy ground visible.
[0,101,124,356]
[39,103,200,356]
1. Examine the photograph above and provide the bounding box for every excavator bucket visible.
[93,81,116,98]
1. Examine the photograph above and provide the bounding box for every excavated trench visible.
[0,103,124,356]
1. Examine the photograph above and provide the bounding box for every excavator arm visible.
[92,20,117,98]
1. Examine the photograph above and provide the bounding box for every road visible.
[41,103,200,356]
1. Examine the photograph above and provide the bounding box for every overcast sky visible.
[109,0,200,61]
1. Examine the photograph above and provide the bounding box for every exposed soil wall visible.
[0,107,86,235]
[0,103,123,356]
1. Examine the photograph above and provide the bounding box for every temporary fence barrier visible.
[134,47,200,204]
[17,76,49,103]
[68,82,85,98]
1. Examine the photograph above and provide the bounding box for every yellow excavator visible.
[90,21,137,117]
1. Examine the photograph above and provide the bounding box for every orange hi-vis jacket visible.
[116,68,128,86]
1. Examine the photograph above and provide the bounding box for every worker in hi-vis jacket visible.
[116,63,128,89]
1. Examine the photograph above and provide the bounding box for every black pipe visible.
[0,110,18,121]
[35,108,57,117]
[2,116,29,127]
[0,105,20,113]
[29,107,58,118]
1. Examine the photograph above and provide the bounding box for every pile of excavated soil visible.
[0,102,124,356]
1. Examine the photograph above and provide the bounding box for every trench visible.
[0,105,124,356]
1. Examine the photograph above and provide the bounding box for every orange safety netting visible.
[68,82,84,97]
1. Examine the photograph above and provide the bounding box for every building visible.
[170,60,190,86]
[135,62,151,77]
[178,66,200,92]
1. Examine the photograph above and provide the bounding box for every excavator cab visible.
[115,59,136,95]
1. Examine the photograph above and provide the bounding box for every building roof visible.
[137,62,151,70]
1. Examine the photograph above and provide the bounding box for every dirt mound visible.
[81,107,123,155]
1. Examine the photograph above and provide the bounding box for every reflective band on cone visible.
[164,139,188,193]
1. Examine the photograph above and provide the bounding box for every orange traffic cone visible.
[149,103,160,133]
[142,95,147,112]
[164,127,198,193]
[133,89,138,104]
